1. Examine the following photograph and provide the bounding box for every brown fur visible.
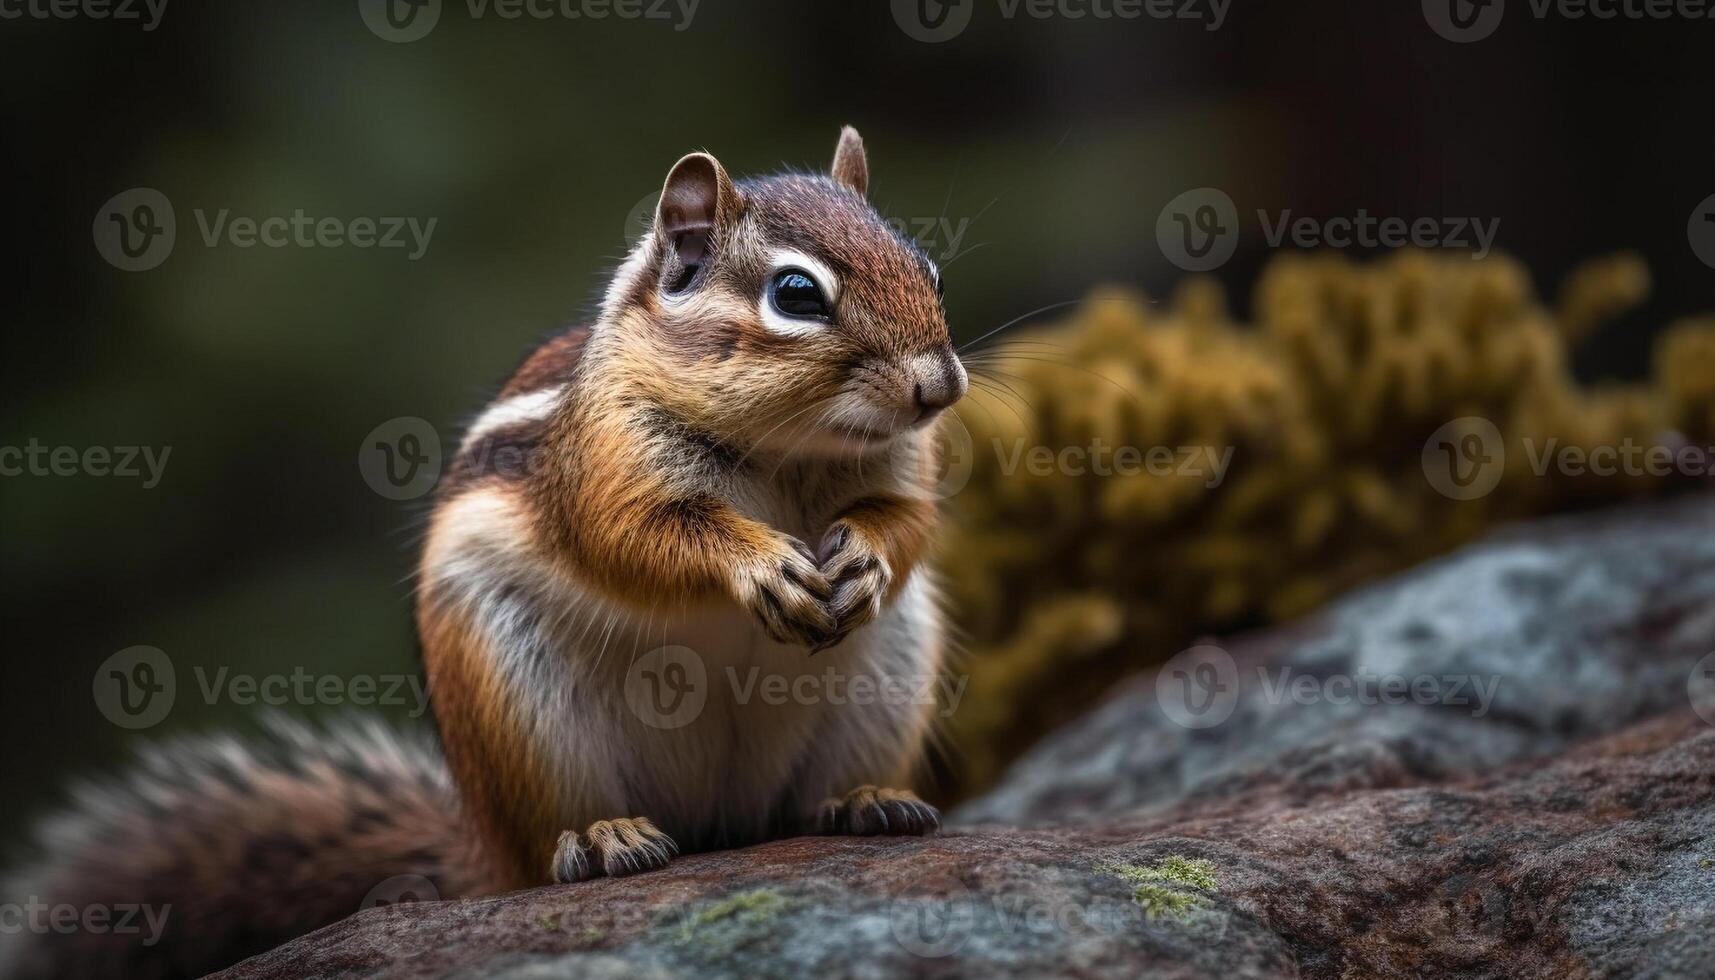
[6,130,963,980]
[499,326,590,398]
[2,718,497,980]
[419,130,964,888]
[414,598,561,890]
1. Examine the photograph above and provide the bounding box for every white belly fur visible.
[424,487,944,850]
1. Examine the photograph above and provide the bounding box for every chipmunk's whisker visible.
[734,392,843,469]
[956,296,1160,357]
[963,380,1032,431]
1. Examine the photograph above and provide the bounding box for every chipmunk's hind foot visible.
[816,786,940,836]
[551,817,677,883]
[551,829,596,884]
[584,817,678,878]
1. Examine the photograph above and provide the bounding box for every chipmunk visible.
[2,127,966,980]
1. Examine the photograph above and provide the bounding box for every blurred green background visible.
[1,1,1710,838]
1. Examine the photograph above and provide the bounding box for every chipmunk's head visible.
[608,127,966,456]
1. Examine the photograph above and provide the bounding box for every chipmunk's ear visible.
[830,126,868,197]
[656,151,738,268]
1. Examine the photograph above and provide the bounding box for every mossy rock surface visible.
[216,497,1715,980]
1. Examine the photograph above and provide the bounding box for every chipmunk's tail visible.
[0,715,497,980]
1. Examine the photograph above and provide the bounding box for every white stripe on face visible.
[759,249,840,338]
[459,386,565,453]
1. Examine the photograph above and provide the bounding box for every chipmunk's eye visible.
[769,268,831,321]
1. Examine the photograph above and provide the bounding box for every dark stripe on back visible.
[440,418,553,496]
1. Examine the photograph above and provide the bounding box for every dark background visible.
[1,0,1710,839]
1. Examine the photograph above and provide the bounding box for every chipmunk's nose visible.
[910,348,968,420]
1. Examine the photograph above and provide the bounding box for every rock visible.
[960,494,1715,827]
[218,497,1715,980]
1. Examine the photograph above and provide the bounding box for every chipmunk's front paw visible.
[816,786,940,837]
[814,521,893,650]
[735,536,836,649]
[584,817,678,878]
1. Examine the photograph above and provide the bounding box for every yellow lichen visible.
[940,251,1711,798]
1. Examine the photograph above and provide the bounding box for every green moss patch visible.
[675,888,787,944]
[1098,855,1222,922]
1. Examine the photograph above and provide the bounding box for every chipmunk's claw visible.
[812,521,892,651]
[739,537,836,650]
[816,786,940,837]
[551,829,596,884]
[584,817,678,878]
[554,817,678,882]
